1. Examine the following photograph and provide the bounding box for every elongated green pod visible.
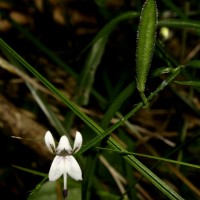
[136,0,158,94]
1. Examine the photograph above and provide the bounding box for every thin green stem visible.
[139,92,149,107]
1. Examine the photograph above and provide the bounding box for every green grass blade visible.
[101,82,135,129]
[96,148,200,169]
[187,60,200,68]
[155,41,178,68]
[82,11,139,54]
[75,37,108,106]
[27,84,71,138]
[181,68,200,94]
[12,165,47,177]
[158,19,200,30]
[82,154,98,200]
[174,81,200,87]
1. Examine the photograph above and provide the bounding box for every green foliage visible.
[1,1,200,199]
[0,38,184,200]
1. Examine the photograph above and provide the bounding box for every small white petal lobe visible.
[73,131,83,153]
[44,131,56,153]
[56,135,72,154]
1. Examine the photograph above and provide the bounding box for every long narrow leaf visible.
[174,81,200,87]
[76,37,107,106]
[158,19,200,30]
[101,82,135,129]
[96,148,200,169]
[82,12,139,54]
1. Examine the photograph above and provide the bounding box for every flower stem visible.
[63,173,68,199]
[139,91,149,107]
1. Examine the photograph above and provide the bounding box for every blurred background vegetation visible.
[0,0,200,199]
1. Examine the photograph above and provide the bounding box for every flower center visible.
[57,149,72,156]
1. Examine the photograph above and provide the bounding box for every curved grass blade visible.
[12,165,47,177]
[82,153,98,200]
[101,82,135,129]
[151,67,175,78]
[95,148,200,170]
[187,60,200,68]
[75,37,107,106]
[174,81,200,87]
[158,19,200,31]
[27,85,71,138]
[82,11,139,54]
[155,41,178,68]
[181,68,200,94]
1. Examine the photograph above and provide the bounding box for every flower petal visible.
[56,135,72,154]
[73,131,83,153]
[44,131,56,153]
[66,155,82,181]
[49,155,66,181]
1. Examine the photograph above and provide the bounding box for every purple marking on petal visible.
[63,189,68,199]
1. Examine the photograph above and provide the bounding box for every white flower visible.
[44,130,83,198]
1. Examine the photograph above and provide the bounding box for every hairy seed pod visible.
[136,0,158,93]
